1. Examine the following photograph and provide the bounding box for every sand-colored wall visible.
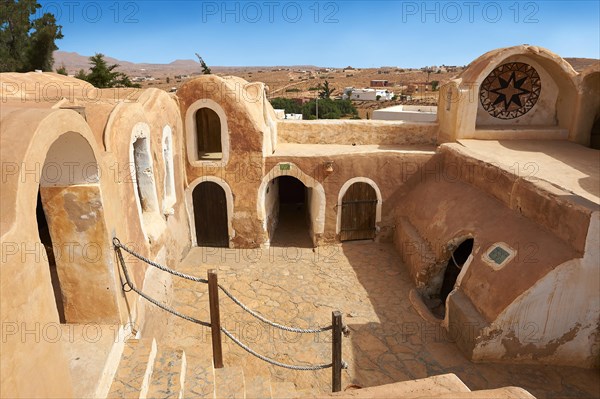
[101,89,190,329]
[393,144,596,367]
[277,119,437,146]
[0,109,118,398]
[177,75,269,247]
[437,45,580,142]
[571,66,600,146]
[473,212,600,367]
[1,75,190,397]
[268,150,434,244]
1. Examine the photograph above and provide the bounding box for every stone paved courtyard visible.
[154,241,599,398]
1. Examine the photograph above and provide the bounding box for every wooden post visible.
[332,311,343,392]
[208,269,223,369]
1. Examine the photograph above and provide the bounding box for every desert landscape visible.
[53,51,598,118]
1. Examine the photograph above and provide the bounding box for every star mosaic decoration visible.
[479,62,541,119]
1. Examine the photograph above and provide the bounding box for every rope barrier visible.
[221,327,339,371]
[113,237,334,334]
[114,241,211,328]
[113,238,208,284]
[218,284,333,334]
[112,236,349,379]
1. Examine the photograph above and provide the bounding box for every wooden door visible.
[340,183,377,241]
[193,182,229,247]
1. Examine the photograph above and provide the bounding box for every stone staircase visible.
[107,337,304,399]
[107,338,535,399]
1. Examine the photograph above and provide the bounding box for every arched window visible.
[133,136,159,213]
[129,122,164,242]
[185,99,230,166]
[162,125,176,213]
[195,108,222,160]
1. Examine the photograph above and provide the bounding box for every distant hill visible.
[53,51,200,76]
[564,58,599,72]
[52,51,321,77]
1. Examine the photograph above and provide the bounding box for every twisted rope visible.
[113,238,208,284]
[114,241,211,328]
[218,284,332,334]
[222,327,341,371]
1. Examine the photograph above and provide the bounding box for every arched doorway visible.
[258,163,326,247]
[37,132,119,324]
[431,238,474,319]
[339,182,379,241]
[269,176,312,247]
[193,182,229,247]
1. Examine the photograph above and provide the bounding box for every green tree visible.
[75,69,87,80]
[301,98,357,120]
[56,64,68,75]
[195,53,212,74]
[0,0,63,72]
[318,80,335,99]
[76,53,141,88]
[269,97,302,114]
[26,12,63,71]
[431,80,439,91]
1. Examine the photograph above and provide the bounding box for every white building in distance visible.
[343,87,394,101]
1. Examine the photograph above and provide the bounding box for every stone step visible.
[214,366,246,399]
[107,338,158,399]
[295,388,319,398]
[183,350,216,399]
[432,386,536,399]
[327,373,470,398]
[244,375,273,399]
[146,347,186,399]
[271,382,299,399]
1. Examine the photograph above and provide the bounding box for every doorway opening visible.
[192,181,229,247]
[431,238,474,319]
[340,182,378,241]
[36,189,65,323]
[590,115,600,150]
[270,176,312,248]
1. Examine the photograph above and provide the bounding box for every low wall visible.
[277,119,438,146]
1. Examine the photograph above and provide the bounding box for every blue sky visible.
[39,0,600,67]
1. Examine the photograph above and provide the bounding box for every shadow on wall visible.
[337,241,599,398]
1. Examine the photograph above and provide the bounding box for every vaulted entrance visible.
[37,132,119,324]
[340,182,378,241]
[270,176,312,248]
[429,237,475,319]
[193,181,229,247]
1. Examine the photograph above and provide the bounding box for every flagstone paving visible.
[150,241,599,399]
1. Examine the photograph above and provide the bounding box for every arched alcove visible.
[162,125,176,213]
[185,99,230,166]
[37,131,119,323]
[129,122,162,241]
